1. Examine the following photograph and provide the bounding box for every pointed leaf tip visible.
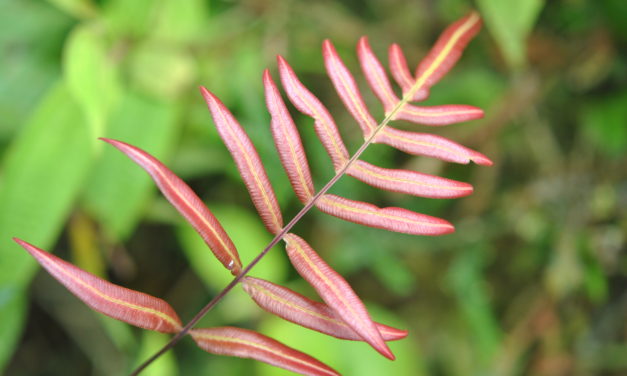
[101,138,242,274]
[242,276,408,342]
[191,327,340,376]
[284,234,395,359]
[15,238,182,333]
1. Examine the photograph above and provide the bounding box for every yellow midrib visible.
[351,162,469,191]
[44,252,181,331]
[321,196,451,229]
[215,104,283,232]
[285,68,349,166]
[192,331,334,375]
[134,150,240,268]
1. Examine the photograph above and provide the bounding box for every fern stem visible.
[129,93,412,376]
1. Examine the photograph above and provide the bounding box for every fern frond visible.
[18,11,492,376]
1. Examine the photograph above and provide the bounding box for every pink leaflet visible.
[277,55,349,171]
[347,160,473,199]
[101,138,242,275]
[263,69,315,204]
[388,43,429,101]
[357,36,398,113]
[15,238,182,333]
[376,127,493,166]
[394,103,484,125]
[323,39,378,138]
[200,87,284,235]
[190,326,339,376]
[413,12,482,96]
[316,194,455,236]
[284,233,394,359]
[242,276,408,342]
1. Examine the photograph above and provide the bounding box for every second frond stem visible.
[130,94,413,375]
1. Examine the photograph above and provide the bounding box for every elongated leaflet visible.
[242,276,408,341]
[357,36,398,113]
[277,55,349,170]
[376,127,493,166]
[323,39,378,137]
[412,12,482,97]
[284,233,394,359]
[190,327,339,376]
[264,70,315,204]
[316,194,454,236]
[15,238,182,333]
[347,160,473,199]
[101,138,242,274]
[200,87,284,235]
[394,103,484,125]
[388,43,428,101]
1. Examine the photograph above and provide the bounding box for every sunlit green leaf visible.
[0,82,94,371]
[63,22,120,137]
[477,0,545,70]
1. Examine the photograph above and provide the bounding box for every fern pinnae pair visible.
[15,11,491,375]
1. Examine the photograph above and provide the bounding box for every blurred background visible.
[1,0,626,375]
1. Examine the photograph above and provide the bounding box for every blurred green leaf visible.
[103,0,156,38]
[133,331,178,376]
[63,22,120,137]
[129,42,196,100]
[0,292,26,375]
[581,91,627,158]
[477,0,545,70]
[151,0,207,43]
[0,0,72,142]
[448,246,502,367]
[0,82,94,371]
[82,90,179,241]
[46,0,97,19]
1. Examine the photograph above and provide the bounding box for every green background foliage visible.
[1,0,625,375]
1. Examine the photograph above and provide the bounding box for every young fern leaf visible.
[190,327,339,376]
[15,238,182,333]
[264,70,315,204]
[242,276,408,342]
[18,11,491,375]
[200,87,284,235]
[101,138,242,275]
[284,233,394,360]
